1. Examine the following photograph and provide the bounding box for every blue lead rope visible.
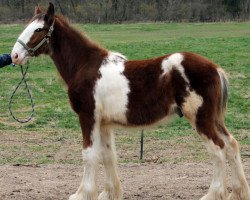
[8,63,35,123]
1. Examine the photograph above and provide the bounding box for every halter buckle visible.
[28,49,35,56]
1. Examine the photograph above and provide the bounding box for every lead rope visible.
[8,63,35,123]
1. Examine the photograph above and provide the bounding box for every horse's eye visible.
[35,28,43,32]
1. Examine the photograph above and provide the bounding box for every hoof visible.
[200,194,212,200]
[69,194,83,200]
[69,193,97,200]
[98,191,108,200]
[200,191,227,200]
[228,188,250,200]
[98,190,122,200]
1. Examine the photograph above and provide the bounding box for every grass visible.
[0,22,249,165]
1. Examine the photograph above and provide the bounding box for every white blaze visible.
[11,19,44,64]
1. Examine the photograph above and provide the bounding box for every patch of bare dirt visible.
[0,160,249,200]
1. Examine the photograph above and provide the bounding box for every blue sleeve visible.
[0,54,12,68]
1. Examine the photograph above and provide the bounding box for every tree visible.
[223,0,242,20]
[0,0,249,23]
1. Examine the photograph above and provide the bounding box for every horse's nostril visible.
[14,53,18,59]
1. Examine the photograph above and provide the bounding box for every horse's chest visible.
[68,81,96,114]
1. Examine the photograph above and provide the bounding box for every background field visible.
[0,22,249,165]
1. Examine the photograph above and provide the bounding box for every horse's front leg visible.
[69,113,101,200]
[98,126,122,200]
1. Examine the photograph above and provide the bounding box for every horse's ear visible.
[34,5,42,15]
[44,2,55,25]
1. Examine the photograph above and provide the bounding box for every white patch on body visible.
[182,91,203,127]
[161,53,189,83]
[94,52,129,125]
[11,19,44,64]
[107,52,127,62]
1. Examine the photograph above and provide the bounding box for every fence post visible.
[140,129,144,160]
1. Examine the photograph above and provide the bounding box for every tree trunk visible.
[21,0,24,14]
[55,0,64,15]
[70,0,76,15]
[111,0,118,22]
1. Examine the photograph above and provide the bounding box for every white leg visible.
[98,126,122,200]
[69,127,101,200]
[224,135,250,200]
[200,139,228,200]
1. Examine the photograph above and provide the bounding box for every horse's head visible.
[11,3,55,65]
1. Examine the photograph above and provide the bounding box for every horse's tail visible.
[217,68,228,125]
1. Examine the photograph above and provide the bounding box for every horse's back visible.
[123,52,222,126]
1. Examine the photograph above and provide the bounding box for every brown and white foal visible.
[11,3,250,200]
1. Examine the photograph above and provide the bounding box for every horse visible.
[11,3,250,200]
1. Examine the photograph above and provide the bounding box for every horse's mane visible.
[55,14,69,25]
[50,14,108,84]
[54,14,106,53]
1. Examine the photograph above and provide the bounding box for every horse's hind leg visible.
[181,92,227,200]
[217,125,250,200]
[198,127,228,200]
[98,126,122,200]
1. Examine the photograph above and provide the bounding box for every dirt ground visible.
[0,160,249,200]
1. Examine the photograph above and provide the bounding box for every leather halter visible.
[17,20,55,56]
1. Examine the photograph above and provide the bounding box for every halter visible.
[17,20,55,56]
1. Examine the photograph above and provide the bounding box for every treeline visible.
[0,0,249,23]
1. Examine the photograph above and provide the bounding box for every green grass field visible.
[0,22,249,165]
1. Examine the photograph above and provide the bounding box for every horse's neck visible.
[50,19,107,85]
